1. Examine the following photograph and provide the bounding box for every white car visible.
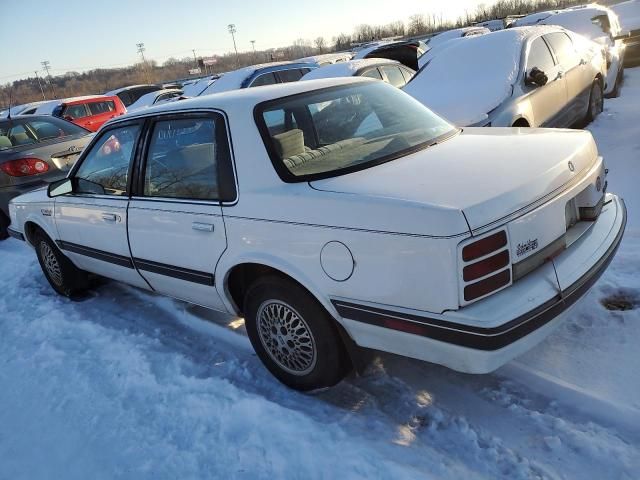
[302,59,415,87]
[126,89,183,112]
[514,4,627,97]
[612,0,640,66]
[404,27,607,127]
[7,78,626,391]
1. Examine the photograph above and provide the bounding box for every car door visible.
[523,36,568,127]
[62,103,91,129]
[127,112,236,312]
[86,100,118,131]
[54,120,149,289]
[544,32,586,124]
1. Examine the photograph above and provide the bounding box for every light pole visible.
[34,71,46,100]
[228,24,239,66]
[136,42,151,83]
[41,60,56,98]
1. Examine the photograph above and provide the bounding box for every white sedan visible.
[126,89,183,112]
[7,78,626,391]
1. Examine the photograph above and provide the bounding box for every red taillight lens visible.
[464,269,511,302]
[463,250,510,282]
[0,157,50,177]
[462,231,507,261]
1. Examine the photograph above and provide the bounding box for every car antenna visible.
[7,83,13,120]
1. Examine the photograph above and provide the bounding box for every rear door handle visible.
[101,213,118,222]
[580,58,587,65]
[192,222,214,232]
[555,72,564,80]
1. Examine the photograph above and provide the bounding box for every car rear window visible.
[278,69,305,83]
[88,101,116,115]
[63,104,89,119]
[257,82,456,182]
[0,117,87,150]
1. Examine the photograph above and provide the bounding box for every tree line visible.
[1,0,582,108]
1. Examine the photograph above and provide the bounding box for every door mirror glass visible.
[64,115,75,122]
[527,67,548,87]
[47,178,73,197]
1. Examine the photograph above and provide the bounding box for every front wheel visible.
[35,232,88,297]
[585,79,603,124]
[244,275,351,391]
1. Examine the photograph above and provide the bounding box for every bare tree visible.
[314,36,326,53]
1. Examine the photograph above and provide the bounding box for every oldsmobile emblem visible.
[516,239,539,257]
[568,161,575,172]
[596,176,602,192]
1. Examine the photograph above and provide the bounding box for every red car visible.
[35,95,126,132]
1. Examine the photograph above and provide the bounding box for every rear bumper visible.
[334,194,626,373]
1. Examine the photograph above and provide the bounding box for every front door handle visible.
[101,213,117,222]
[192,222,214,232]
[555,71,564,80]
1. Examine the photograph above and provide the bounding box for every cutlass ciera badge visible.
[516,239,539,257]
[568,161,575,172]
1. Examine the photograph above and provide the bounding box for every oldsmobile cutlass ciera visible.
[7,78,626,391]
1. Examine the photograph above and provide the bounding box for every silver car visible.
[403,26,606,128]
[0,115,92,239]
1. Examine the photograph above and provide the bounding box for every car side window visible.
[400,67,415,83]
[380,66,406,88]
[64,104,89,119]
[360,68,383,80]
[544,33,577,67]
[278,69,304,83]
[250,72,278,87]
[526,37,556,73]
[88,101,115,115]
[73,124,141,196]
[143,116,234,201]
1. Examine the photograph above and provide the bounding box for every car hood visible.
[310,127,598,232]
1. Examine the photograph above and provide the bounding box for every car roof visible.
[114,77,372,122]
[105,84,161,95]
[302,59,404,80]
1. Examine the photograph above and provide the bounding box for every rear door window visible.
[380,66,407,87]
[64,104,89,119]
[360,68,383,80]
[526,37,556,72]
[400,67,415,83]
[88,101,116,115]
[544,32,577,66]
[142,116,235,201]
[277,69,304,83]
[250,72,278,87]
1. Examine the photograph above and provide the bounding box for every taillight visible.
[0,157,50,177]
[460,230,511,303]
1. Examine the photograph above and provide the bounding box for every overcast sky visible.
[1,0,494,82]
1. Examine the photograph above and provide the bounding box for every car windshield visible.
[0,117,87,151]
[258,82,456,181]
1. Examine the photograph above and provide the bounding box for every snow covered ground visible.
[1,70,640,480]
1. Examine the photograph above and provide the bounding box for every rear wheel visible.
[244,275,351,391]
[585,79,603,124]
[34,232,88,297]
[0,211,9,240]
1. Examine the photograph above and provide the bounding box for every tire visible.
[244,275,351,391]
[34,232,88,297]
[606,67,623,99]
[0,211,9,241]
[585,79,603,124]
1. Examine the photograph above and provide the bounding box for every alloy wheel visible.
[40,241,63,286]
[256,300,318,376]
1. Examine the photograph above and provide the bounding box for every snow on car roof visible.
[515,4,616,41]
[426,26,491,49]
[34,95,111,114]
[119,77,373,120]
[301,59,399,80]
[296,52,354,65]
[613,0,640,31]
[105,84,159,95]
[199,62,307,96]
[404,28,541,126]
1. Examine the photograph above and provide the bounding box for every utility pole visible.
[228,24,239,67]
[192,49,198,66]
[41,60,56,98]
[136,42,151,83]
[34,71,46,100]
[250,40,256,61]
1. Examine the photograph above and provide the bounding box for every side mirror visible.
[63,115,75,122]
[526,67,548,87]
[47,178,73,198]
